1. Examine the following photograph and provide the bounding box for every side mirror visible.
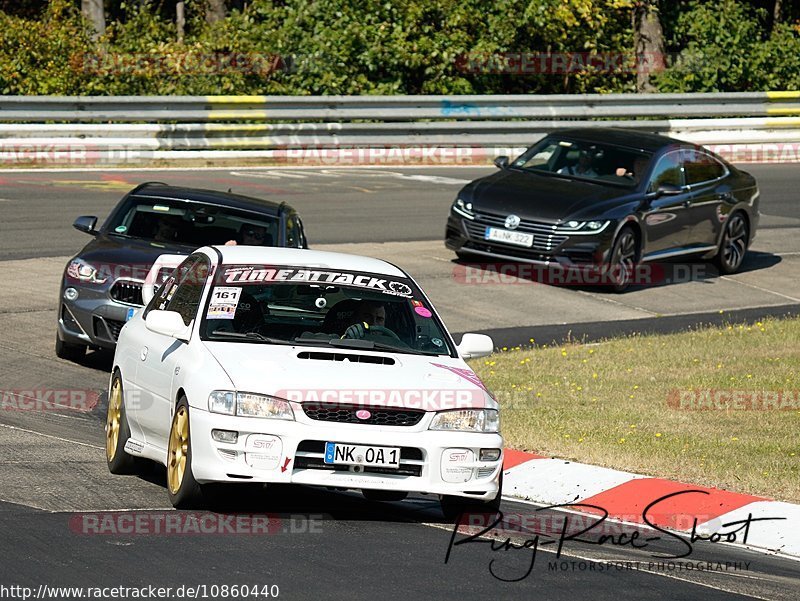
[654,183,682,197]
[457,333,494,359]
[145,310,191,342]
[142,254,186,305]
[73,216,98,235]
[494,156,509,169]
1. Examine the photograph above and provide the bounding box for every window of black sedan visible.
[512,136,652,187]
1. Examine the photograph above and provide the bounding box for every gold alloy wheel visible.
[167,406,189,494]
[106,379,122,461]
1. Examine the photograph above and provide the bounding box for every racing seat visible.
[320,299,361,335]
[232,291,267,333]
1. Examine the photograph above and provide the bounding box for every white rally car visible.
[106,246,502,513]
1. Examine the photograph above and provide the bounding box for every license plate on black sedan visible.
[324,442,400,469]
[485,227,534,247]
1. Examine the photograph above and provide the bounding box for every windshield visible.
[511,136,652,187]
[105,196,279,248]
[199,264,455,356]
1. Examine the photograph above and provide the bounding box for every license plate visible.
[485,227,534,247]
[125,307,136,321]
[324,442,400,469]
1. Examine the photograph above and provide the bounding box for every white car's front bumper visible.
[189,407,503,502]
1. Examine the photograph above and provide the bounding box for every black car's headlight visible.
[66,259,108,284]
[452,197,475,220]
[554,220,610,235]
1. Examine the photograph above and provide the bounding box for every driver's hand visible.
[343,322,369,339]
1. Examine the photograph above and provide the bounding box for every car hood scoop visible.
[296,351,395,365]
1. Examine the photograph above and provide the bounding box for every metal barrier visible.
[0,92,799,164]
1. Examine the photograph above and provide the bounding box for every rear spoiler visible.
[142,254,187,306]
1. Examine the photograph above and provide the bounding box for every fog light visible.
[480,448,501,462]
[211,429,238,443]
[64,287,78,301]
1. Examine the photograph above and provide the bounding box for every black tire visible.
[715,212,749,275]
[440,472,503,521]
[605,226,640,293]
[166,398,204,509]
[106,371,138,475]
[55,335,86,362]
[362,489,408,502]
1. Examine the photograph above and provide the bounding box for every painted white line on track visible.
[395,174,470,185]
[574,289,660,316]
[0,422,103,450]
[720,276,800,303]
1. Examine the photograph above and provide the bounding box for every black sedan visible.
[56,182,308,361]
[445,128,760,291]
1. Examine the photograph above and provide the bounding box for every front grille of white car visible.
[302,403,425,426]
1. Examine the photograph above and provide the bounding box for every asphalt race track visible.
[0,165,798,600]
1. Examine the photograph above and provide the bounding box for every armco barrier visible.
[0,92,799,165]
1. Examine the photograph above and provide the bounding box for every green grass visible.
[471,317,800,503]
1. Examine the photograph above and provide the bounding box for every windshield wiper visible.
[294,337,426,355]
[208,330,294,345]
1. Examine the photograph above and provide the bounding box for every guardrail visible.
[1,92,799,165]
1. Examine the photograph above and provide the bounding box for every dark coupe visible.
[56,182,308,361]
[445,129,760,290]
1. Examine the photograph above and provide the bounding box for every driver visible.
[342,301,395,340]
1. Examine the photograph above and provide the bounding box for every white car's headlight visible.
[208,391,295,420]
[429,409,499,433]
[208,391,236,415]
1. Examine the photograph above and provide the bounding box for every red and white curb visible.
[501,449,800,558]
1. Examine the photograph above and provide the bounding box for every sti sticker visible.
[207,287,242,320]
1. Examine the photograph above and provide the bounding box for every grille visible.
[293,457,422,477]
[302,403,424,426]
[110,279,144,306]
[218,449,238,462]
[94,317,125,341]
[295,440,423,477]
[464,219,568,254]
[477,467,496,478]
[106,319,125,340]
